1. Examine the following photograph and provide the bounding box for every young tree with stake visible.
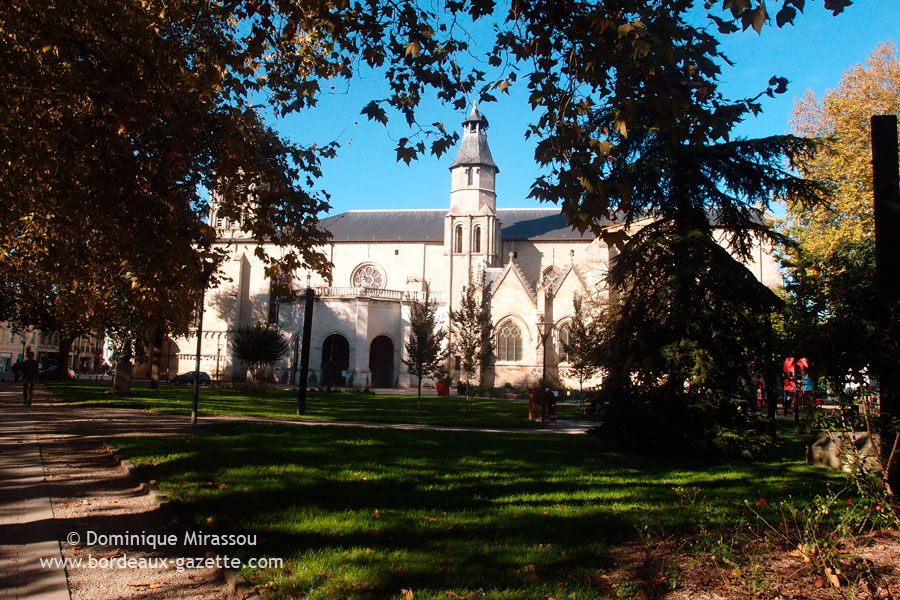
[403,285,448,410]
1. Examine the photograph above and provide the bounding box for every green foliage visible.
[403,285,448,406]
[808,402,900,525]
[596,224,783,456]
[230,323,289,383]
[782,239,876,395]
[754,487,898,574]
[564,295,601,391]
[780,45,900,401]
[450,280,493,412]
[615,581,641,599]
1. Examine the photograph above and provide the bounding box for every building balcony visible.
[312,287,445,303]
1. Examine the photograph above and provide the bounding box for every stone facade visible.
[172,104,781,390]
[0,323,104,379]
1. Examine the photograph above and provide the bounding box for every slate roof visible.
[496,209,597,241]
[449,131,497,170]
[319,208,598,242]
[449,104,497,170]
[321,210,445,242]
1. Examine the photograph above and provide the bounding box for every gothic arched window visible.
[351,264,385,289]
[542,266,562,292]
[473,225,482,253]
[466,167,474,186]
[497,321,523,362]
[454,225,464,253]
[558,322,572,363]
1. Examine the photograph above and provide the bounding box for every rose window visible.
[352,265,385,289]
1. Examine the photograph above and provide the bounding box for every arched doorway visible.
[321,334,349,388]
[369,336,394,388]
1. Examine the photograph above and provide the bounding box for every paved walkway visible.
[0,386,70,600]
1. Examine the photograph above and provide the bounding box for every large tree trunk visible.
[113,337,133,393]
[55,337,74,379]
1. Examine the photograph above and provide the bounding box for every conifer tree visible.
[564,295,600,413]
[230,323,289,384]
[450,281,493,414]
[403,284,448,410]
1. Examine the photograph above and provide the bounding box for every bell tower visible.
[448,102,499,214]
[445,102,502,313]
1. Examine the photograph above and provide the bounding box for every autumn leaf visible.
[405,41,421,57]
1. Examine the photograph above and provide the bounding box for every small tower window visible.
[473,225,482,254]
[454,225,464,253]
[466,167,474,186]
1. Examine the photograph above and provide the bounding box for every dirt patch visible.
[40,435,238,599]
[594,529,900,599]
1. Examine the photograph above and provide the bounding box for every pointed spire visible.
[462,100,488,130]
[450,101,497,171]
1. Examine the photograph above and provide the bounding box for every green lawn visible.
[47,381,583,428]
[111,422,841,600]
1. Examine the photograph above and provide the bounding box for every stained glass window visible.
[558,323,572,363]
[497,321,523,362]
[352,264,385,289]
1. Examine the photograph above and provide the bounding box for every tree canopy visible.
[783,43,900,257]
[780,44,900,392]
[230,323,290,382]
[1,0,847,395]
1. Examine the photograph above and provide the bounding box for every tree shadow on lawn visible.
[114,422,839,546]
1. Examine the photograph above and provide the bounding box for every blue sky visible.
[274,1,898,217]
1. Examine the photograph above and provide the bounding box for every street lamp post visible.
[191,285,206,426]
[191,259,216,426]
[215,338,222,383]
[297,274,314,415]
[536,314,552,424]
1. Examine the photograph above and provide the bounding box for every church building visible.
[173,104,779,389]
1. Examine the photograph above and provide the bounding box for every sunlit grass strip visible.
[47,381,583,428]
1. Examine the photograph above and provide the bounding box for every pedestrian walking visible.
[10,360,21,383]
[22,351,39,406]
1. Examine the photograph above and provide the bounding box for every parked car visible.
[170,371,211,385]
[38,365,77,378]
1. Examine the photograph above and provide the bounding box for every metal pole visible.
[191,286,206,426]
[541,324,548,390]
[297,287,314,415]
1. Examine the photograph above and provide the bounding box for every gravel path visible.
[18,386,247,600]
[16,384,586,600]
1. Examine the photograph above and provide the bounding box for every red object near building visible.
[783,357,796,392]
